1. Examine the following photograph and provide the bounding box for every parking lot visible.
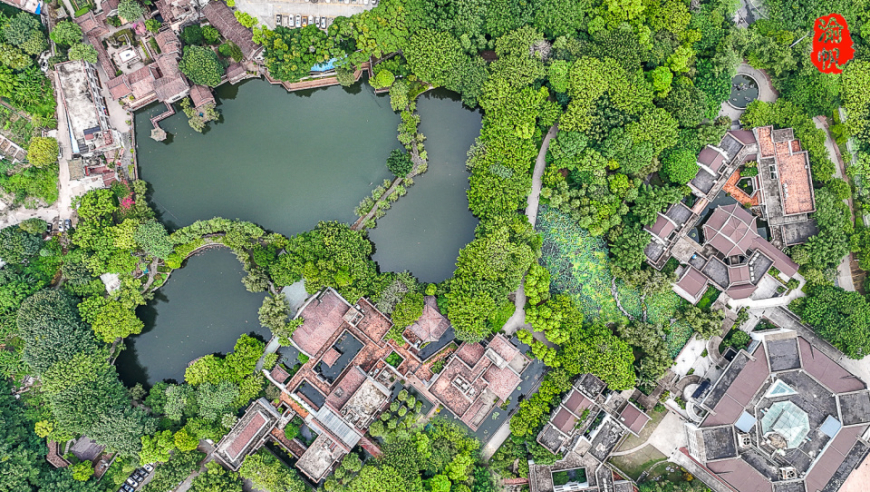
[234,0,375,29]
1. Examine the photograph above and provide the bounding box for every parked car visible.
[121,484,135,492]
[64,219,72,231]
[313,16,319,27]
[308,15,314,26]
[319,17,325,29]
[287,15,294,27]
[125,478,138,487]
[132,471,145,481]
[295,14,301,26]
[276,14,281,25]
[301,16,307,26]
[45,222,52,234]
[143,464,154,473]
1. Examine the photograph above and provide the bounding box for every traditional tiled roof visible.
[190,84,215,108]
[202,1,261,59]
[675,267,708,302]
[703,204,757,257]
[488,333,520,364]
[455,342,485,367]
[292,290,351,356]
[107,75,132,99]
[321,347,341,367]
[619,403,651,436]
[76,12,108,36]
[270,364,290,384]
[647,213,677,240]
[483,364,521,400]
[155,29,182,56]
[407,296,450,344]
[226,62,247,83]
[698,146,725,173]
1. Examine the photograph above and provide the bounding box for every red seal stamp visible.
[811,13,854,74]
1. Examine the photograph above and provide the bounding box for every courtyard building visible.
[683,329,870,492]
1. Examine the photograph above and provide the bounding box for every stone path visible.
[814,115,858,291]
[502,123,559,336]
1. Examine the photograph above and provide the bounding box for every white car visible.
[296,14,301,26]
[287,15,294,27]
[308,15,314,26]
[143,464,154,473]
[314,16,319,27]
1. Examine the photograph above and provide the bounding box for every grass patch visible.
[753,318,777,331]
[608,445,667,481]
[696,285,721,311]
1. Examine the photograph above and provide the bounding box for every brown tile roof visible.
[77,12,107,36]
[707,458,773,492]
[88,34,116,78]
[698,146,725,173]
[778,150,814,215]
[270,364,290,384]
[226,62,247,83]
[676,267,708,300]
[189,84,215,108]
[202,1,261,59]
[726,283,756,299]
[619,403,651,435]
[703,204,757,257]
[407,296,450,344]
[46,440,71,468]
[552,407,577,434]
[321,347,341,367]
[752,237,798,278]
[483,363,521,400]
[757,126,775,158]
[647,213,676,240]
[798,338,866,393]
[488,334,520,363]
[226,412,266,459]
[455,342,485,367]
[805,424,868,492]
[728,264,751,285]
[355,298,393,342]
[703,345,770,427]
[563,390,593,415]
[326,366,366,411]
[729,129,757,146]
[293,290,350,356]
[127,65,156,99]
[107,75,132,99]
[155,29,182,56]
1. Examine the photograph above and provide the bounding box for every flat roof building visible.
[214,398,282,471]
[55,60,122,157]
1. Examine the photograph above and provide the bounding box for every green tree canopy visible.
[27,137,59,168]
[178,45,224,87]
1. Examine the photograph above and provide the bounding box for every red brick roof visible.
[455,342,485,367]
[270,364,290,384]
[483,363,521,400]
[107,75,132,99]
[326,366,366,411]
[488,334,520,364]
[226,412,266,459]
[155,29,181,56]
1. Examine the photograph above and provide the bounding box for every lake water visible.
[116,248,267,386]
[368,89,481,283]
[121,81,481,384]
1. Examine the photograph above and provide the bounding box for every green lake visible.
[121,81,481,385]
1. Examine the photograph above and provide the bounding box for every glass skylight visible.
[765,379,798,399]
[761,401,810,448]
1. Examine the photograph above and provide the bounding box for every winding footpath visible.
[482,123,558,461]
[501,122,559,337]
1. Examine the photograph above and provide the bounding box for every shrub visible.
[386,148,413,178]
[27,137,58,167]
